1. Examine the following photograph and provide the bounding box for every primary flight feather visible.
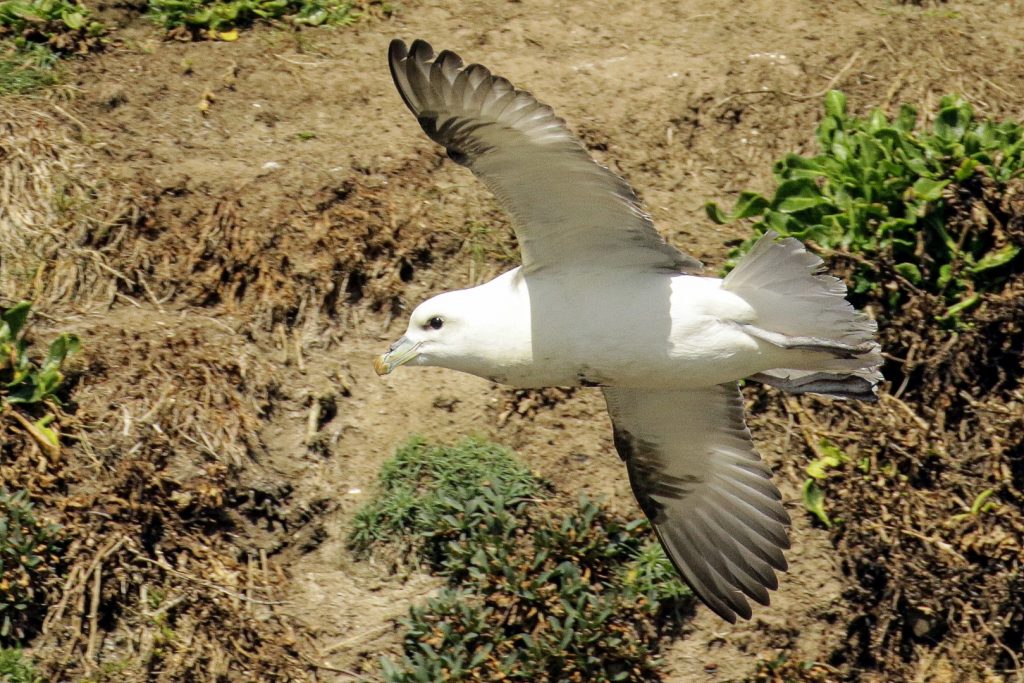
[376,38,882,622]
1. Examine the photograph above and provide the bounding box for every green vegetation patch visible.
[0,0,100,94]
[713,92,1024,677]
[1,301,80,458]
[0,0,104,53]
[149,0,369,38]
[352,438,692,682]
[709,91,1024,323]
[1,302,79,409]
[0,489,65,644]
[0,0,381,54]
[0,648,42,683]
[349,436,543,561]
[0,42,58,95]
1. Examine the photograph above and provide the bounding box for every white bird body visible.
[376,39,883,622]
[404,267,803,390]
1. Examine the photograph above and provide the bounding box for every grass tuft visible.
[0,42,58,95]
[0,489,65,644]
[0,648,41,683]
[352,438,692,682]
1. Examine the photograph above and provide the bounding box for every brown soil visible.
[4,0,1024,681]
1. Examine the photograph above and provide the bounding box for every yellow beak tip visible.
[373,356,390,376]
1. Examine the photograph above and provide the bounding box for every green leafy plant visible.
[0,0,104,52]
[0,648,41,683]
[801,439,849,528]
[148,0,363,36]
[707,91,1024,322]
[1,301,80,457]
[2,302,79,407]
[0,489,65,644]
[353,438,692,682]
[619,539,693,620]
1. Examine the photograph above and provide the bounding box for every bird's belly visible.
[504,315,770,390]
[497,272,780,390]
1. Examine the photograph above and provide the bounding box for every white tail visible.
[724,231,883,400]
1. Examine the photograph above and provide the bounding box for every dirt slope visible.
[4,0,1023,680]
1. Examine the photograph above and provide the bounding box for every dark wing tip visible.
[388,38,408,60]
[718,603,740,624]
[408,38,435,62]
[387,39,409,83]
[731,597,754,621]
[389,38,449,117]
[779,533,793,551]
[388,39,417,114]
[388,39,469,121]
[434,49,464,73]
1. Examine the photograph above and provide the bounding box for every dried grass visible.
[0,100,476,682]
[0,123,327,675]
[754,279,1024,680]
[0,98,145,311]
[80,152,475,336]
[3,308,318,681]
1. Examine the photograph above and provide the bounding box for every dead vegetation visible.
[0,99,146,312]
[2,2,1024,682]
[0,103,492,682]
[2,309,316,680]
[755,176,1024,678]
[827,304,1023,676]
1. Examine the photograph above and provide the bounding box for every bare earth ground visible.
[4,0,1024,680]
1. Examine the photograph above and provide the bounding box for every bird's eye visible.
[427,316,444,330]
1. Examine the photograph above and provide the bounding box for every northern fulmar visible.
[375,39,882,622]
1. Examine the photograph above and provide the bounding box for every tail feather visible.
[741,324,877,358]
[751,370,879,401]
[725,231,883,399]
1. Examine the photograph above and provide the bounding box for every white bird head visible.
[374,290,467,375]
[374,274,531,379]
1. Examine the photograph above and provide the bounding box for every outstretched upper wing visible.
[388,39,700,275]
[603,383,791,622]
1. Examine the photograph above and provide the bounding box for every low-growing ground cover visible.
[1,2,1022,680]
[351,438,691,681]
[717,92,1024,678]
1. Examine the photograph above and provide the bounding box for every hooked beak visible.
[374,336,422,376]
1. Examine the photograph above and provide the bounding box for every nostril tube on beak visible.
[375,336,419,376]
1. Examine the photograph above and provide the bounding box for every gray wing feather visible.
[388,39,701,275]
[603,383,791,623]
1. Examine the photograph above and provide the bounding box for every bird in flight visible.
[376,39,882,622]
